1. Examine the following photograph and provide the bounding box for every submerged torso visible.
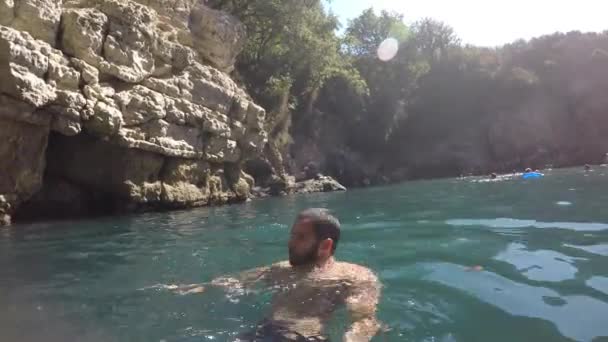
[261,261,376,338]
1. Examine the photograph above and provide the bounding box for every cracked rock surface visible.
[0,0,267,224]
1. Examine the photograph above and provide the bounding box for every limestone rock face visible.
[189,5,246,72]
[10,0,63,46]
[0,0,267,225]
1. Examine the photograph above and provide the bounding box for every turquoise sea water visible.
[1,168,608,341]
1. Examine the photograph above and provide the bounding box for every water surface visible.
[1,167,608,341]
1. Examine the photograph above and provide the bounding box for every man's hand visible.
[210,276,243,289]
[343,318,380,342]
[176,285,206,295]
[138,283,206,295]
[141,265,272,296]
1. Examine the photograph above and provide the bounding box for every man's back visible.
[262,261,380,339]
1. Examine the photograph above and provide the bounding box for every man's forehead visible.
[292,218,314,232]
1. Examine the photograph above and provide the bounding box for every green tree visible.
[210,1,608,184]
[337,9,423,153]
[410,18,460,63]
[344,8,409,57]
[209,0,359,108]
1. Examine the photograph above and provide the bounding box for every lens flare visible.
[377,37,399,61]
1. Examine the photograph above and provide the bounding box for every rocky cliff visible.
[0,0,269,225]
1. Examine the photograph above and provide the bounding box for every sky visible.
[326,0,608,47]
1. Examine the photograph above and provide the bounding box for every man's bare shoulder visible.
[334,261,379,283]
[268,260,292,272]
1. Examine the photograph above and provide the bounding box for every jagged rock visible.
[85,100,122,136]
[246,102,267,131]
[268,175,295,196]
[232,177,250,201]
[181,64,239,114]
[11,0,62,46]
[294,175,347,194]
[145,119,204,154]
[208,168,237,204]
[63,0,158,83]
[241,171,255,189]
[51,112,82,136]
[189,5,246,72]
[0,1,15,26]
[0,94,48,126]
[48,55,81,90]
[230,97,249,121]
[241,128,268,156]
[0,118,50,225]
[115,85,166,126]
[132,0,197,29]
[48,90,87,135]
[224,163,251,201]
[0,0,270,224]
[251,174,349,199]
[0,26,58,107]
[206,137,241,163]
[161,158,210,206]
[61,8,109,66]
[0,194,11,225]
[71,58,99,85]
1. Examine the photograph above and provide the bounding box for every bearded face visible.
[288,220,320,267]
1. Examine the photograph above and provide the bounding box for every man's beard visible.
[289,243,319,267]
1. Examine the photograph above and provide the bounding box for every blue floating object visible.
[522,172,544,179]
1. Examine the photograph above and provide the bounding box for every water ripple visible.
[587,276,608,295]
[565,244,608,257]
[422,262,608,341]
[494,243,583,282]
[446,218,608,231]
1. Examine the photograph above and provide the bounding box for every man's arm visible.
[164,262,284,295]
[210,265,271,290]
[343,270,381,342]
[153,266,270,295]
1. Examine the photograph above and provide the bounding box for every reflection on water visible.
[423,262,608,342]
[565,243,608,257]
[555,201,573,206]
[494,243,582,282]
[587,277,608,296]
[1,168,608,341]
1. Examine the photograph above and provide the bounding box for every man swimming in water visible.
[176,208,381,341]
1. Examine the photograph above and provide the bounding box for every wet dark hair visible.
[296,208,341,254]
